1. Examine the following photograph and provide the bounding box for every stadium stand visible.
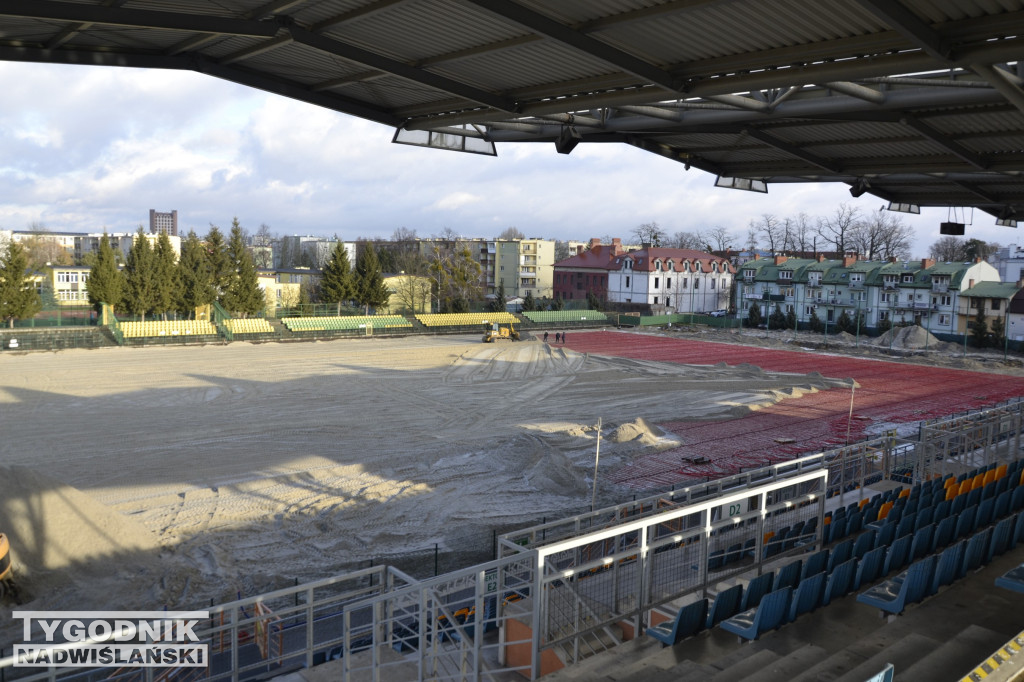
[415,312,519,327]
[224,318,274,334]
[281,315,412,332]
[120,320,218,338]
[521,310,608,323]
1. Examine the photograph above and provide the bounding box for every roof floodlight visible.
[849,178,870,198]
[996,206,1018,227]
[886,201,920,214]
[555,125,582,154]
[714,176,768,193]
[392,125,496,156]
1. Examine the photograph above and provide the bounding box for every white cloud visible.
[429,192,484,211]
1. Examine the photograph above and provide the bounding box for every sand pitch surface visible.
[0,334,849,618]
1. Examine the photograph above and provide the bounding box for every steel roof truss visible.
[900,115,989,170]
[853,0,951,61]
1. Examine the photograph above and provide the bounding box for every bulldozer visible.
[0,532,14,600]
[482,322,520,343]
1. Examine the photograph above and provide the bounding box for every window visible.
[694,279,700,290]
[654,297,659,304]
[902,275,915,283]
[939,314,951,325]
[655,260,662,271]
[940,295,951,306]
[827,309,834,323]
[681,278,688,288]
[625,276,630,288]
[805,306,815,316]
[972,298,982,309]
[880,311,889,321]
[654,277,660,289]
[666,278,672,288]
[779,270,793,280]
[992,299,1002,311]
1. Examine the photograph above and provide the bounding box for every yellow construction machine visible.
[0,532,13,599]
[482,322,520,343]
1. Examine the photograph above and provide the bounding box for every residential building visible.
[495,238,553,299]
[40,265,92,305]
[382,274,432,314]
[959,281,1024,341]
[275,236,353,270]
[607,248,735,313]
[553,238,626,302]
[992,244,1024,283]
[257,267,319,311]
[149,209,178,237]
[737,255,1001,334]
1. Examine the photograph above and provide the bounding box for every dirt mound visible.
[0,465,161,577]
[873,325,946,350]
[608,418,667,446]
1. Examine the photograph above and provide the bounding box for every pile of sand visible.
[608,418,667,446]
[0,465,161,579]
[872,325,947,350]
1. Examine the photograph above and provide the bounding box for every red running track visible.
[563,331,1024,490]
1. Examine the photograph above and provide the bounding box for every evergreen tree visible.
[586,290,602,311]
[745,302,762,328]
[490,281,507,312]
[353,242,390,314]
[123,228,158,321]
[0,240,42,328]
[876,317,892,334]
[204,225,231,299]
[808,308,824,333]
[550,295,564,311]
[970,305,989,348]
[785,308,797,330]
[222,219,264,316]
[835,310,853,334]
[86,231,124,314]
[768,303,787,330]
[522,290,536,312]
[991,315,1006,349]
[320,242,355,314]
[152,232,179,320]
[177,230,215,317]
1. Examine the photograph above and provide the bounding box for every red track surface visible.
[564,331,1024,490]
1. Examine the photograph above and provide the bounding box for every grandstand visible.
[223,318,275,335]
[281,315,412,333]
[415,312,520,328]
[119,319,218,338]
[521,310,608,324]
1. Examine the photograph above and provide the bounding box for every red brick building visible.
[553,238,627,302]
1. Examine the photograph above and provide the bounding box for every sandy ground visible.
[0,333,851,629]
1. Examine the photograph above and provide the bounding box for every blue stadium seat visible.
[853,546,887,591]
[914,506,934,532]
[932,499,951,525]
[895,512,917,539]
[1013,510,1024,550]
[801,550,828,581]
[720,587,793,642]
[706,585,744,629]
[853,530,877,560]
[933,516,956,552]
[742,573,775,611]
[823,558,858,606]
[857,556,936,616]
[647,598,707,647]
[1011,485,1024,513]
[966,487,983,508]
[951,494,968,516]
[955,505,979,540]
[789,571,826,622]
[708,549,726,571]
[932,540,966,591]
[828,538,854,573]
[976,497,996,528]
[884,535,912,576]
[875,522,897,550]
[994,490,1012,521]
[961,528,993,575]
[909,524,935,562]
[773,560,802,592]
[995,564,1024,594]
[987,517,1015,563]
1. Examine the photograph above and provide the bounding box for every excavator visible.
[482,322,520,343]
[0,533,14,600]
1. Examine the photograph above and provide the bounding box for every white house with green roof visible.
[959,281,1024,341]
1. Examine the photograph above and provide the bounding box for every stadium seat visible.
[720,587,793,642]
[801,550,829,582]
[955,505,979,540]
[857,556,936,616]
[995,564,1024,594]
[773,560,802,592]
[822,558,857,605]
[987,517,1015,563]
[742,573,775,611]
[706,585,744,628]
[789,571,826,622]
[961,528,992,575]
[646,598,707,647]
[933,516,956,552]
[884,535,912,576]
[932,540,966,591]
[828,539,854,573]
[853,530,876,560]
[909,524,935,562]
[853,547,887,591]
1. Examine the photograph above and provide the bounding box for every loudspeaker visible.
[555,126,581,154]
[940,222,965,235]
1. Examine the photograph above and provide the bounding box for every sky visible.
[0,61,1018,258]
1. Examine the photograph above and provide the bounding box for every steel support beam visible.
[743,129,843,173]
[464,0,679,92]
[900,114,990,169]
[0,0,279,37]
[853,0,952,61]
[971,63,1024,118]
[286,25,518,113]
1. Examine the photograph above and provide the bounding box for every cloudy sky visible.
[0,61,1016,257]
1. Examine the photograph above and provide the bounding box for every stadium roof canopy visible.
[3,1,1024,224]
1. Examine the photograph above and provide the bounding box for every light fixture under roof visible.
[886,201,920,214]
[997,206,1018,228]
[714,176,767,193]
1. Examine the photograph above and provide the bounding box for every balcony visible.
[883,282,899,290]
[932,284,949,293]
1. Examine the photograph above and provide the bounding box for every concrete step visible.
[898,624,1008,681]
[790,632,942,682]
[618,661,718,682]
[830,631,948,682]
[707,648,781,681]
[751,644,832,682]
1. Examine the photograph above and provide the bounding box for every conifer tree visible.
[153,232,180,320]
[489,281,507,312]
[522,290,536,312]
[87,231,124,314]
[320,242,354,314]
[0,240,42,328]
[204,225,231,299]
[970,305,989,348]
[222,219,265,316]
[123,227,157,321]
[354,242,390,314]
[177,230,215,317]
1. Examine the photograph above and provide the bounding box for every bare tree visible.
[554,240,571,261]
[391,226,418,242]
[498,226,525,240]
[434,227,460,242]
[704,225,736,252]
[753,214,782,253]
[816,203,860,254]
[669,230,705,249]
[632,221,664,247]
[745,224,759,251]
[792,212,814,253]
[876,215,914,260]
[929,236,966,262]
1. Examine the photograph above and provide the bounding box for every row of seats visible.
[120,320,218,338]
[521,310,608,323]
[282,315,412,332]
[224,318,274,334]
[415,312,519,327]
